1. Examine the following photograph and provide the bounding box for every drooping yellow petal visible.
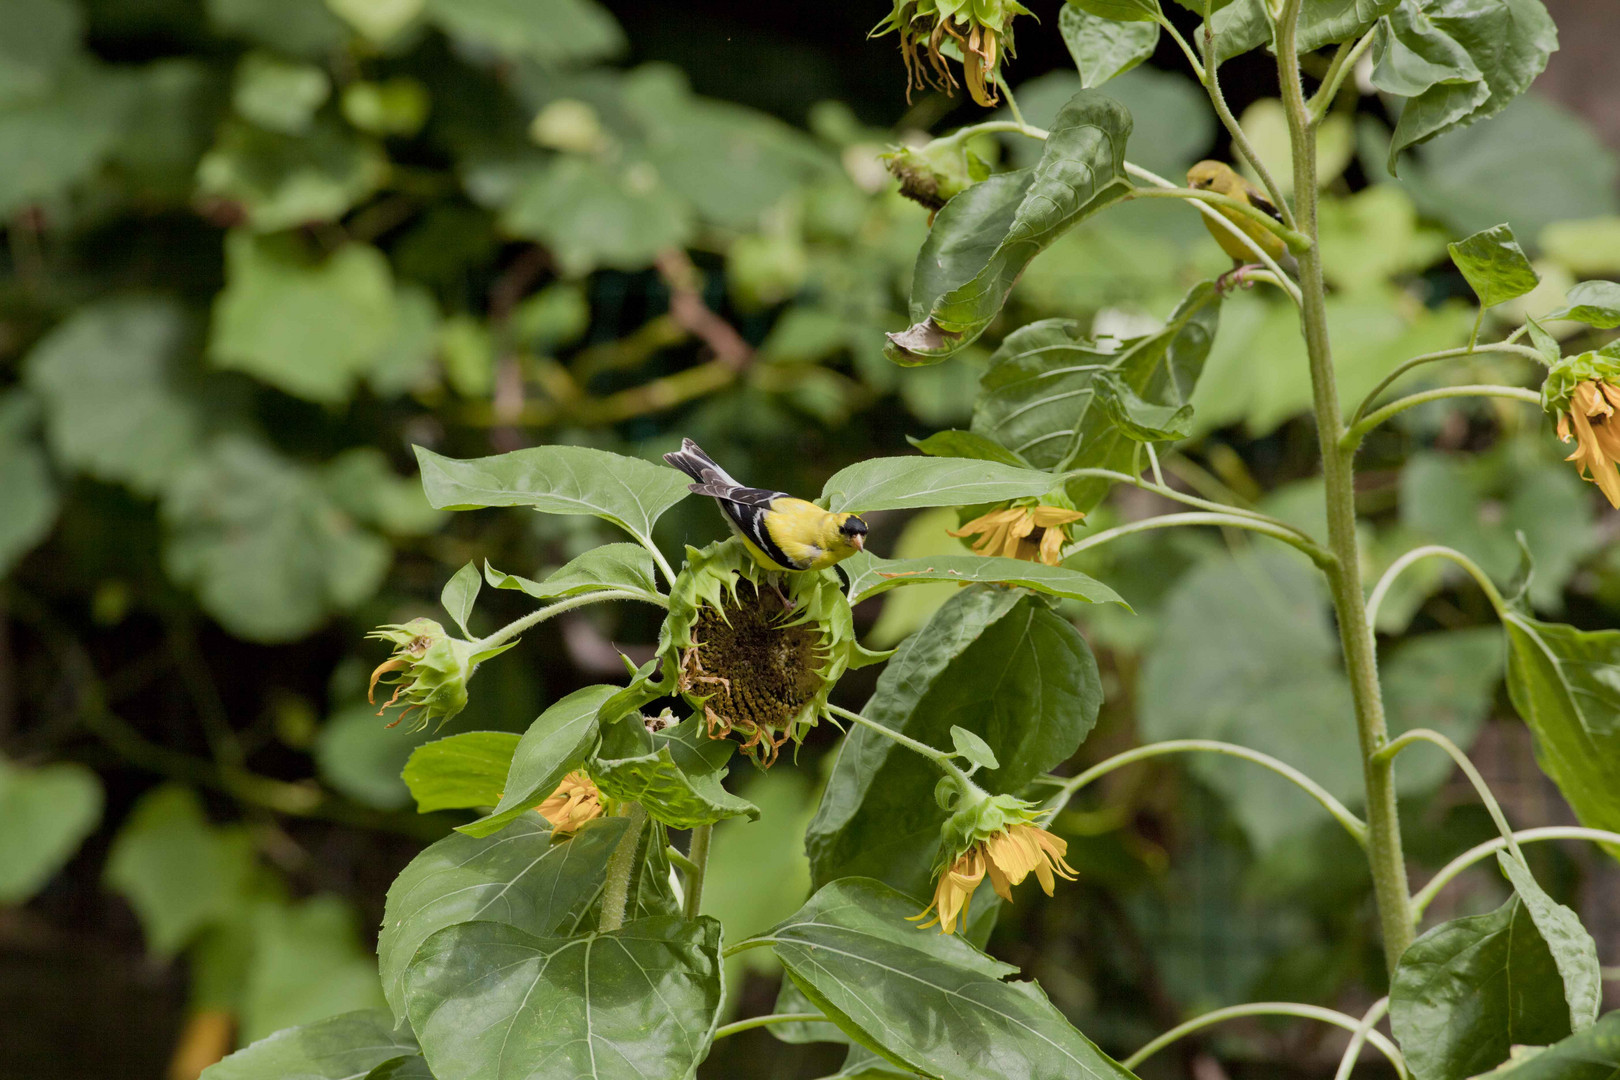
[1563,381,1620,509]
[910,849,986,934]
[537,771,604,834]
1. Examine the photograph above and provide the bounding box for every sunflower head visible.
[366,618,509,731]
[871,0,1031,107]
[910,787,1076,934]
[949,498,1086,566]
[657,540,866,767]
[1544,351,1620,508]
[537,771,605,834]
[880,141,987,212]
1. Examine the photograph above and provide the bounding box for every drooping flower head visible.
[871,0,1031,107]
[949,499,1086,566]
[911,788,1076,934]
[367,617,515,732]
[1543,351,1620,508]
[880,141,987,213]
[537,771,605,834]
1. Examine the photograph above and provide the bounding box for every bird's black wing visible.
[700,487,796,569]
[1247,187,1285,224]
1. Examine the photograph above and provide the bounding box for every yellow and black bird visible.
[1186,159,1299,286]
[664,439,868,573]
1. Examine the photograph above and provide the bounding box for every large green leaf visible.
[502,155,694,276]
[0,757,101,905]
[200,1009,419,1080]
[842,552,1124,607]
[403,731,520,814]
[1390,896,1573,1080]
[886,91,1133,364]
[1496,853,1601,1032]
[1372,0,1558,170]
[461,684,620,837]
[1067,0,1160,20]
[416,444,690,549]
[24,297,205,496]
[971,282,1221,509]
[820,456,1062,514]
[1503,612,1620,850]
[1060,5,1159,88]
[404,916,723,1080]
[378,815,627,1022]
[1199,0,1400,64]
[0,394,58,575]
[591,716,759,829]
[484,543,663,606]
[197,119,386,233]
[1449,223,1541,308]
[423,0,624,65]
[805,587,1102,900]
[0,63,131,217]
[206,0,349,58]
[1545,280,1620,329]
[750,879,1139,1080]
[0,0,82,103]
[1471,1012,1620,1078]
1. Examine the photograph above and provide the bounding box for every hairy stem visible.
[475,589,658,652]
[1412,827,1620,920]
[1365,545,1507,630]
[712,1013,824,1039]
[1373,729,1525,864]
[1123,1002,1405,1074]
[1061,511,1335,568]
[1340,385,1542,451]
[1275,0,1415,970]
[683,823,712,918]
[598,802,648,933]
[826,702,976,788]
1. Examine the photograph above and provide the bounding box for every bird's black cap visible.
[840,516,868,536]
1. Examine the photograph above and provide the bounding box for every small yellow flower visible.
[949,504,1085,566]
[1558,379,1620,509]
[536,771,604,834]
[910,823,1076,934]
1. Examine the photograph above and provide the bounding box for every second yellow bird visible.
[1187,160,1299,281]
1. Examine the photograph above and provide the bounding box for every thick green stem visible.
[827,702,976,789]
[1373,729,1524,864]
[1274,0,1415,972]
[598,802,647,933]
[475,589,655,652]
[1061,511,1335,568]
[1340,385,1542,450]
[683,823,712,918]
[1123,1002,1405,1074]
[712,1013,824,1040]
[1412,827,1620,921]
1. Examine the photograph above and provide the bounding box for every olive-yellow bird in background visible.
[1186,160,1299,284]
[664,439,868,573]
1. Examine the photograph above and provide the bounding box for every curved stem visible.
[1200,0,1295,229]
[713,1013,824,1040]
[1061,511,1336,569]
[1411,826,1620,921]
[638,537,679,588]
[1349,344,1553,429]
[1276,0,1414,971]
[1127,186,1311,253]
[826,703,975,788]
[1365,545,1507,631]
[474,589,655,652]
[928,118,1047,154]
[598,801,647,933]
[1308,28,1377,125]
[1373,729,1524,865]
[1333,998,1393,1080]
[1341,385,1542,450]
[683,823,712,919]
[1155,15,1206,81]
[1062,468,1296,527]
[1123,1002,1405,1074]
[1043,739,1367,846]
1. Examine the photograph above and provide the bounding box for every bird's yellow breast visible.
[759,498,855,572]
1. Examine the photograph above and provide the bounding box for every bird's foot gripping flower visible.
[660,540,867,768]
[949,499,1085,566]
[537,771,605,835]
[871,0,1030,107]
[366,618,516,732]
[911,787,1075,935]
[1544,352,1620,508]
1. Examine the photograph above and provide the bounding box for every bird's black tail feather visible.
[663,438,736,489]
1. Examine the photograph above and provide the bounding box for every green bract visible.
[936,785,1040,866]
[1541,351,1620,417]
[366,618,515,732]
[880,140,987,212]
[871,0,1032,106]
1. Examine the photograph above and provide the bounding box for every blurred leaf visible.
[379,815,626,1021]
[315,703,427,810]
[888,91,1133,363]
[104,784,255,956]
[402,731,519,813]
[200,1009,419,1080]
[0,757,101,904]
[843,552,1124,607]
[592,717,759,829]
[416,444,690,547]
[423,0,623,64]
[462,684,620,837]
[341,78,430,136]
[1545,280,1620,329]
[163,435,391,642]
[503,155,694,275]
[806,587,1101,899]
[511,282,590,349]
[1238,97,1355,195]
[752,878,1138,1080]
[1449,224,1541,308]
[206,0,349,57]
[1373,0,1557,170]
[0,63,132,216]
[1390,896,1573,1080]
[367,284,440,397]
[437,314,493,397]
[1060,5,1158,88]
[25,296,205,496]
[110,59,223,199]
[1066,0,1160,20]
[1381,628,1503,797]
[240,894,387,1043]
[1470,1011,1620,1078]
[404,916,722,1080]
[210,232,396,403]
[1319,184,1450,293]
[0,0,81,102]
[485,543,662,605]
[197,120,386,233]
[1140,551,1360,851]
[321,448,445,536]
[1541,218,1620,277]
[0,394,60,575]
[1496,853,1601,1032]
[231,52,329,135]
[820,456,1061,514]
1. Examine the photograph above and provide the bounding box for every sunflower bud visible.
[880,142,987,213]
[1543,352,1620,508]
[366,617,515,732]
[949,499,1085,566]
[910,786,1076,934]
[871,0,1031,108]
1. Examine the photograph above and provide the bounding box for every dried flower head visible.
[367,617,515,732]
[911,788,1076,934]
[871,0,1031,107]
[1543,351,1620,508]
